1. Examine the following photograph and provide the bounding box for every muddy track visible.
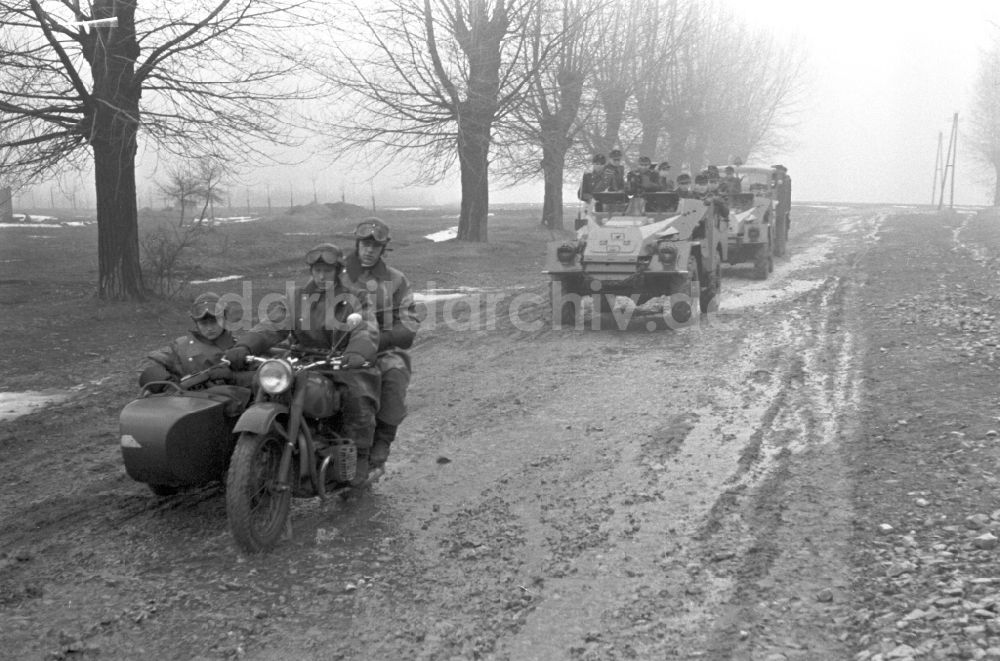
[0,205,968,660]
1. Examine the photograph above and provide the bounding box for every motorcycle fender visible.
[233,402,288,435]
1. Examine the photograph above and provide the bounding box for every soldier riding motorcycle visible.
[223,243,381,552]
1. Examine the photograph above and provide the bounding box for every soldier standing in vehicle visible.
[656,161,674,191]
[772,164,792,231]
[224,244,381,485]
[720,166,742,195]
[605,149,626,192]
[675,172,695,198]
[627,156,660,195]
[340,218,419,471]
[578,154,610,203]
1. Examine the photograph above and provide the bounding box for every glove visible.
[139,363,175,388]
[207,365,234,382]
[224,346,250,370]
[342,352,366,369]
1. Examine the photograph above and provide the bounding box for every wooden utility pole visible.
[931,131,943,205]
[938,113,958,210]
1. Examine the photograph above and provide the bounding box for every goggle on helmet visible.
[305,243,343,266]
[354,218,391,244]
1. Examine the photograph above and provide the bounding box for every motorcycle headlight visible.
[258,359,294,394]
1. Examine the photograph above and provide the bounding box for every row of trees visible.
[319,0,807,237]
[969,25,1000,206]
[0,0,804,300]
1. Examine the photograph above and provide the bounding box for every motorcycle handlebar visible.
[245,354,372,370]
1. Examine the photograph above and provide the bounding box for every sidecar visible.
[120,385,251,496]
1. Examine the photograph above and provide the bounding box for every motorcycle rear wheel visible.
[226,429,292,553]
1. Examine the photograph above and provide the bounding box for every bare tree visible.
[0,1,322,299]
[586,2,640,156]
[630,0,689,160]
[318,0,552,242]
[969,32,1000,206]
[496,0,597,230]
[650,1,806,171]
[193,158,229,225]
[159,165,201,228]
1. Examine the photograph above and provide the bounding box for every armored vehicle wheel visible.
[595,292,613,317]
[558,299,576,327]
[550,277,581,328]
[753,245,772,280]
[700,250,722,314]
[226,429,292,553]
[774,215,788,257]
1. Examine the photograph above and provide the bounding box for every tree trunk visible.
[541,145,566,230]
[456,109,491,242]
[88,0,144,300]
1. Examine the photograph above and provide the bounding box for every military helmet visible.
[354,217,391,246]
[190,291,224,321]
[305,243,344,266]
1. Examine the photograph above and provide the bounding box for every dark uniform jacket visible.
[577,171,609,202]
[237,280,381,402]
[341,252,418,375]
[147,328,237,378]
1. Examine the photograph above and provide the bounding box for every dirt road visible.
[2,203,999,660]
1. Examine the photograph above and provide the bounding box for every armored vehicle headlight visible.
[657,243,678,268]
[258,359,294,394]
[556,242,578,265]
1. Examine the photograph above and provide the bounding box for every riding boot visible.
[371,422,397,469]
[352,448,371,487]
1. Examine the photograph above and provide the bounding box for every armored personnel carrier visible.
[725,165,776,279]
[545,190,728,327]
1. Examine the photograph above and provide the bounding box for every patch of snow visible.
[190,274,244,285]
[385,207,424,211]
[211,216,258,225]
[11,214,59,223]
[0,390,71,423]
[425,226,458,242]
[0,224,63,229]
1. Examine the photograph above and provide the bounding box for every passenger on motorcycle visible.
[340,218,419,470]
[224,244,382,485]
[139,291,255,393]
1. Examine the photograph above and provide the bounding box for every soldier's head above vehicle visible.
[190,291,225,321]
[609,149,623,161]
[657,161,671,172]
[772,164,787,173]
[638,156,652,167]
[305,243,344,288]
[355,218,392,268]
[724,166,735,175]
[189,291,227,339]
[591,153,607,166]
[676,173,692,185]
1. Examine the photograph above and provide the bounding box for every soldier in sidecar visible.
[120,292,256,496]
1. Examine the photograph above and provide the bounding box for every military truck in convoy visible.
[724,165,776,280]
[545,190,729,327]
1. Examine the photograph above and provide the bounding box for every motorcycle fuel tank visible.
[301,372,340,419]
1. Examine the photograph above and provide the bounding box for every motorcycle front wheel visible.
[226,429,292,553]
